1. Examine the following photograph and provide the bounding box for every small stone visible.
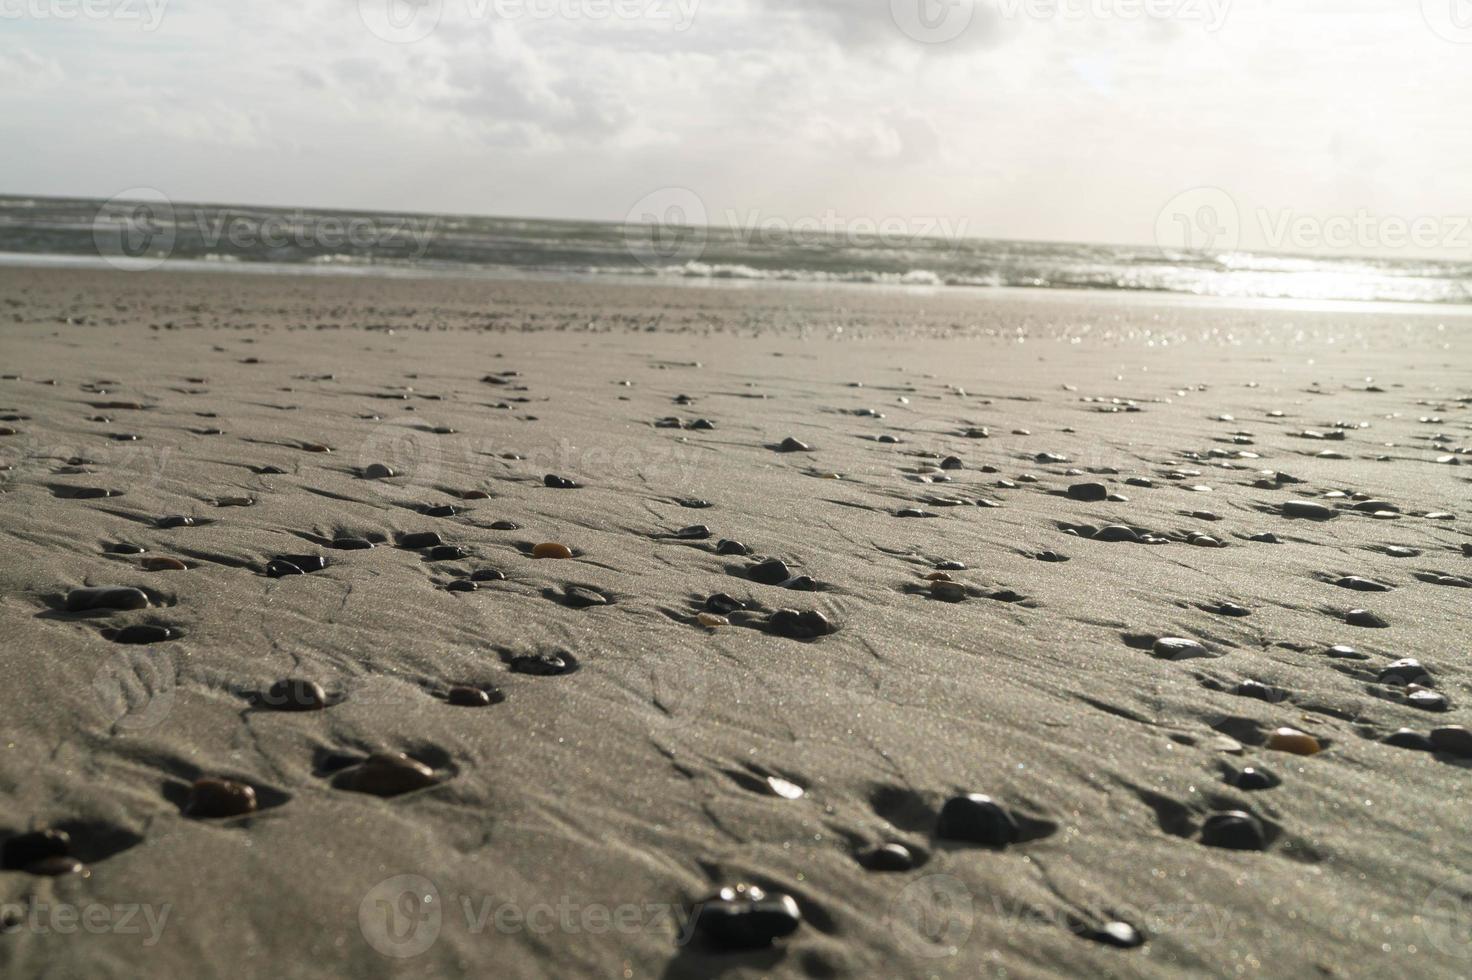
[706,593,745,615]
[263,679,329,711]
[1265,727,1321,756]
[1326,644,1365,659]
[508,650,577,676]
[1093,525,1140,543]
[363,463,396,478]
[782,575,818,591]
[564,586,607,608]
[266,559,305,578]
[676,525,711,540]
[1234,767,1278,790]
[776,437,811,453]
[716,539,751,556]
[1085,921,1145,949]
[964,427,990,439]
[333,753,439,797]
[1382,729,1433,751]
[860,843,916,872]
[1152,637,1207,660]
[1235,680,1285,703]
[108,543,146,555]
[426,545,470,561]
[330,537,374,551]
[447,580,477,593]
[1384,546,1419,557]
[1249,532,1280,543]
[749,558,792,585]
[446,686,492,707]
[935,794,1017,847]
[64,586,150,612]
[186,778,258,818]
[399,531,443,549]
[1066,482,1108,502]
[694,884,802,949]
[544,474,581,489]
[768,609,833,639]
[1335,576,1389,592]
[930,581,968,602]
[940,456,963,470]
[1407,689,1449,712]
[107,624,178,644]
[471,568,506,582]
[422,504,458,518]
[531,542,573,560]
[1346,608,1388,628]
[139,556,187,572]
[1282,500,1335,520]
[1200,811,1266,851]
[273,554,328,574]
[156,515,196,529]
[1378,658,1431,686]
[490,521,521,531]
[1429,726,1472,758]
[3,829,71,870]
[1035,551,1069,563]
[697,613,729,628]
[215,496,255,508]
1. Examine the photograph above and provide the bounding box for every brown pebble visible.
[697,613,729,628]
[531,543,573,560]
[447,686,492,707]
[1265,728,1321,756]
[186,778,259,818]
[142,556,188,571]
[27,856,89,877]
[333,753,440,797]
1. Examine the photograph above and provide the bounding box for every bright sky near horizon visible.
[3,0,1471,258]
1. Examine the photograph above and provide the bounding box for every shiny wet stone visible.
[399,531,443,549]
[935,793,1017,847]
[508,650,578,675]
[65,586,150,612]
[1200,811,1266,850]
[767,609,833,639]
[860,842,917,872]
[333,754,439,797]
[426,545,470,561]
[263,679,329,711]
[544,474,581,489]
[1066,482,1108,502]
[106,624,178,644]
[1345,609,1388,628]
[694,884,801,949]
[716,539,751,555]
[749,558,792,584]
[2,829,71,871]
[705,593,745,615]
[186,778,258,818]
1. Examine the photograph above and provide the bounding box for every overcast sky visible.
[3,0,1470,256]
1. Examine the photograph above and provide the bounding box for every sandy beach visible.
[1,265,1469,978]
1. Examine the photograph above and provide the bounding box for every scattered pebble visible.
[1200,811,1266,851]
[531,543,573,560]
[693,884,801,949]
[935,793,1018,847]
[1265,727,1321,756]
[186,778,259,818]
[65,586,150,612]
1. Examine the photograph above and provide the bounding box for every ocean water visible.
[1,195,1467,306]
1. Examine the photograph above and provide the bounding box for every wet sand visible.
[1,266,1470,978]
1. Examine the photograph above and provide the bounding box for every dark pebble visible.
[1082,921,1145,949]
[65,586,150,612]
[186,778,258,818]
[471,568,506,582]
[331,537,375,550]
[1249,532,1281,543]
[676,525,712,540]
[2,829,71,870]
[564,586,608,608]
[265,560,305,578]
[399,531,443,549]
[935,793,1017,847]
[783,575,818,591]
[544,474,581,489]
[509,651,577,676]
[1093,525,1140,543]
[490,521,520,531]
[108,543,146,555]
[935,560,966,571]
[422,504,458,518]
[447,580,478,593]
[749,558,792,585]
[694,885,801,949]
[688,419,716,430]
[107,624,178,644]
[1234,767,1278,791]
[263,679,329,711]
[1378,658,1431,686]
[1235,680,1286,703]
[1382,729,1434,751]
[447,686,493,707]
[426,545,470,561]
[1335,576,1389,592]
[1346,609,1388,628]
[1213,602,1251,617]
[679,498,712,508]
[706,593,746,615]
[1200,810,1266,850]
[1408,690,1449,712]
[1035,551,1069,563]
[363,463,395,478]
[860,842,917,872]
[26,856,87,877]
[1429,726,1472,757]
[716,539,751,556]
[776,437,811,452]
[333,753,439,797]
[940,456,963,470]
[156,515,196,529]
[1066,482,1108,502]
[768,609,833,639]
